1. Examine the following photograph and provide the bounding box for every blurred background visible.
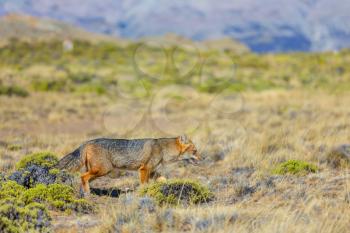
[1,0,350,52]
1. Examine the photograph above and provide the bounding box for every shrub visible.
[16,152,59,170]
[0,180,92,214]
[7,144,22,151]
[0,85,29,97]
[0,181,25,199]
[139,179,214,206]
[9,164,74,188]
[21,184,92,213]
[272,160,318,175]
[31,79,67,92]
[0,198,51,233]
[73,83,106,95]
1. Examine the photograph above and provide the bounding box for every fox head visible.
[176,135,200,164]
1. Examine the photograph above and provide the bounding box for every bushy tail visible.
[55,148,83,171]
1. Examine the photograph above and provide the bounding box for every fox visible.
[55,135,199,196]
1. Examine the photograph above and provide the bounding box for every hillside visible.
[0,14,249,54]
[1,0,350,52]
[0,14,122,44]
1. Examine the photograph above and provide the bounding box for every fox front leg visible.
[139,163,150,184]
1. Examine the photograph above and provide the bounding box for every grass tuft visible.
[272,160,318,175]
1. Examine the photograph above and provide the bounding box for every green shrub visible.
[0,180,93,214]
[21,184,93,213]
[272,160,318,175]
[68,72,94,84]
[73,83,106,95]
[0,198,51,233]
[7,144,22,151]
[139,179,214,206]
[0,181,25,199]
[0,85,29,97]
[16,152,59,169]
[31,79,67,92]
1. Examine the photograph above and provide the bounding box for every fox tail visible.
[55,148,83,171]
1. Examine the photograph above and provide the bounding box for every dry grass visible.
[0,89,349,232]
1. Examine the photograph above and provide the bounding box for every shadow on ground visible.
[90,187,123,198]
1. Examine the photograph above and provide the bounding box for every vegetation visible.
[1,37,350,232]
[0,84,29,97]
[139,179,214,206]
[272,160,318,175]
[0,198,51,233]
[0,177,91,215]
[326,145,350,168]
[0,150,92,232]
[16,151,58,169]
[0,180,91,233]
[21,183,92,213]
[0,40,350,98]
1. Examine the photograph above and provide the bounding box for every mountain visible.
[0,14,122,44]
[1,0,350,52]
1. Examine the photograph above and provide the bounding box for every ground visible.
[1,89,349,232]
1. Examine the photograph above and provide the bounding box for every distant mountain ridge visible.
[0,14,249,53]
[1,0,350,52]
[0,14,119,43]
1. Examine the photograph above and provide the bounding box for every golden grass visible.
[0,89,349,232]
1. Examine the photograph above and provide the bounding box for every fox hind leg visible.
[80,170,99,197]
[80,144,113,197]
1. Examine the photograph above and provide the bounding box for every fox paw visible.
[79,187,90,198]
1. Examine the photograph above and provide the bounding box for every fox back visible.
[83,138,156,169]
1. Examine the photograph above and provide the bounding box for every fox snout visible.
[188,149,201,165]
[192,149,200,160]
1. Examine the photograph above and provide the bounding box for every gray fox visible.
[56,135,199,196]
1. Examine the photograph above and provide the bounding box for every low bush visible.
[0,180,92,214]
[0,85,29,97]
[31,79,67,92]
[16,151,59,170]
[9,164,74,188]
[0,198,51,233]
[272,160,318,175]
[139,179,214,206]
[21,184,92,213]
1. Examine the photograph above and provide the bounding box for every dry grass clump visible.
[326,144,350,168]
